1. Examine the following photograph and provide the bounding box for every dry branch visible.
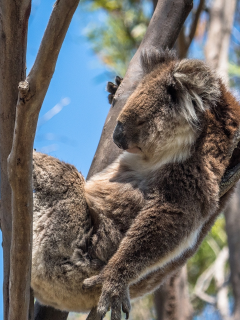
[0,1,31,319]
[178,0,205,58]
[7,1,80,320]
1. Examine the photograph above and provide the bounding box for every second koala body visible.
[31,50,240,315]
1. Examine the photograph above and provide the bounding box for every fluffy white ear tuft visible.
[173,59,221,125]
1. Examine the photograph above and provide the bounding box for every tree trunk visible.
[225,185,240,320]
[154,266,193,320]
[205,0,236,83]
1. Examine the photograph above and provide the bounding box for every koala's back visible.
[32,152,101,311]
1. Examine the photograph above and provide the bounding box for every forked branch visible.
[7,1,80,320]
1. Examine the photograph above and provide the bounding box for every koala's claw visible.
[107,76,123,105]
[84,274,131,320]
[115,76,122,86]
[97,285,131,320]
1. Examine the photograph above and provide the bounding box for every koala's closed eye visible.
[137,120,146,127]
[167,85,178,104]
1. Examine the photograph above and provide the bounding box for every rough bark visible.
[0,1,31,319]
[225,185,240,320]
[0,1,80,320]
[154,266,193,320]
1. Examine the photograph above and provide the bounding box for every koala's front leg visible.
[83,206,198,320]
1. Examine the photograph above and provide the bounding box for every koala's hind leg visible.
[32,152,102,312]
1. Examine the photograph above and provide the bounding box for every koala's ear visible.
[173,59,221,109]
[172,60,221,124]
[140,47,177,75]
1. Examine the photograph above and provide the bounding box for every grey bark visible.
[205,0,237,83]
[154,266,193,320]
[225,185,240,320]
[0,2,31,319]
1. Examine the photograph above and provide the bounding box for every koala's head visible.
[113,48,221,165]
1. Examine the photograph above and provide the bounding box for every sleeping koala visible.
[31,49,240,319]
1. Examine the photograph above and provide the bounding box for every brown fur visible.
[31,49,240,318]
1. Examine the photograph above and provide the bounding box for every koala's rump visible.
[32,152,100,311]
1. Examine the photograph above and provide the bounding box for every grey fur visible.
[31,53,240,319]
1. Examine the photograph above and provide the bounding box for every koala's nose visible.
[113,121,128,150]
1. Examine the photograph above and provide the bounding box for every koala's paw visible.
[107,76,123,105]
[83,274,131,320]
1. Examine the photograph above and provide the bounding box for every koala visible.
[31,49,240,320]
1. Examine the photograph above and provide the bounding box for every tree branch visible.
[0,1,31,319]
[7,1,80,320]
[87,0,193,178]
[187,0,205,49]
[178,0,205,58]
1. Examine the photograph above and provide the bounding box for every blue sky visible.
[0,1,113,318]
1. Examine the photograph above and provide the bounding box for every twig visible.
[193,260,216,305]
[7,1,80,320]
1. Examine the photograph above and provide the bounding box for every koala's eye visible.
[137,120,146,127]
[167,85,178,104]
[192,100,197,107]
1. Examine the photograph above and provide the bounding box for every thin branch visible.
[178,0,205,58]
[187,0,205,49]
[192,246,229,314]
[193,260,216,304]
[7,1,80,320]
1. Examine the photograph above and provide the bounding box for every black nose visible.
[113,121,128,150]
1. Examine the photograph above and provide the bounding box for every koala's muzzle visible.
[113,121,128,150]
